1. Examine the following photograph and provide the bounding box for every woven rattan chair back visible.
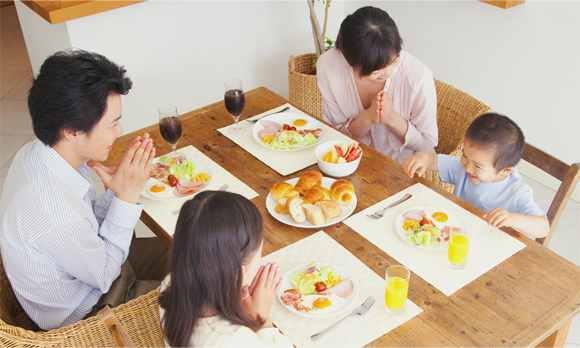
[288,53,323,119]
[0,249,164,347]
[521,144,580,247]
[423,79,493,193]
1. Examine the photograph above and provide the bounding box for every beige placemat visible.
[262,231,422,348]
[343,183,527,297]
[140,145,258,236]
[218,103,353,176]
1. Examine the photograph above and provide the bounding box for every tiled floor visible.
[0,4,578,345]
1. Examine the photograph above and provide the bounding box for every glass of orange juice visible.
[384,265,410,315]
[447,222,472,270]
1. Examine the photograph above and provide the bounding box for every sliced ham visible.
[173,179,207,197]
[320,278,354,299]
[403,209,425,222]
[258,120,282,139]
[260,120,282,129]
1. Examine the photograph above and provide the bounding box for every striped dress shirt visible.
[0,140,142,330]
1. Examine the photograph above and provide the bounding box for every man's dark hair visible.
[335,6,403,77]
[464,113,525,171]
[28,50,133,147]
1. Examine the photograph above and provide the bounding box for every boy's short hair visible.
[464,113,525,171]
[335,6,403,77]
[28,50,133,147]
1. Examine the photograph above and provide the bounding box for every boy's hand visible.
[402,153,430,178]
[483,208,514,228]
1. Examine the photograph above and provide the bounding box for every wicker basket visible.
[288,53,323,120]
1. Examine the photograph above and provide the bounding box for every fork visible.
[246,106,290,123]
[311,296,376,341]
[173,184,229,214]
[367,193,412,219]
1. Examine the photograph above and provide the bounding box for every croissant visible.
[270,182,300,203]
[302,186,330,204]
[329,180,355,205]
[294,171,323,196]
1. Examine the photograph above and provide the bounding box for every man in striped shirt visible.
[0,50,168,330]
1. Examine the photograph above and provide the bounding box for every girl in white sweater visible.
[159,191,292,347]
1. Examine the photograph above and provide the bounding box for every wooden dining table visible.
[105,87,580,347]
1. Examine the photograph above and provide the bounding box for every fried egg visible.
[424,206,457,229]
[296,294,345,314]
[145,178,175,199]
[282,119,317,131]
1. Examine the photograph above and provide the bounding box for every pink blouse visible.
[317,49,438,164]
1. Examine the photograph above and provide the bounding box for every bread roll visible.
[274,198,288,215]
[270,182,299,203]
[302,186,330,204]
[302,203,326,226]
[285,195,305,223]
[294,171,322,196]
[329,180,355,205]
[315,199,342,219]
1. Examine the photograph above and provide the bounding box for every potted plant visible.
[288,0,333,119]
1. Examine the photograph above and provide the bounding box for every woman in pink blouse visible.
[317,6,438,164]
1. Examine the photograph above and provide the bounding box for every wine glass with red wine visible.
[224,79,245,134]
[158,104,182,156]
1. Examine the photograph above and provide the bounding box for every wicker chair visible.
[288,53,323,120]
[422,79,492,193]
[0,252,165,347]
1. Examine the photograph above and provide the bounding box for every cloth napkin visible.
[343,183,527,296]
[140,145,258,236]
[217,103,353,176]
[262,231,422,348]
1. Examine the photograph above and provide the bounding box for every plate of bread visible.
[267,171,357,228]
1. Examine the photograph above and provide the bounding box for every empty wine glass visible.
[158,104,182,155]
[224,79,245,134]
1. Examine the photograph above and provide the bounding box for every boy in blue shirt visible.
[402,113,549,239]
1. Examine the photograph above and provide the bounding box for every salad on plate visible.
[145,154,212,199]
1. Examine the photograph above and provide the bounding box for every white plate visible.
[395,205,466,250]
[140,156,213,201]
[251,113,327,151]
[276,262,359,318]
[266,177,357,228]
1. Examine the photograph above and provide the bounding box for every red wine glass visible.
[224,79,245,134]
[158,104,182,156]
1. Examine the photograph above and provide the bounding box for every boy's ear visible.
[501,166,515,176]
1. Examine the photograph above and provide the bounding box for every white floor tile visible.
[5,33,25,48]
[566,317,580,347]
[0,134,35,175]
[135,220,155,238]
[0,5,20,26]
[0,175,4,200]
[0,100,33,135]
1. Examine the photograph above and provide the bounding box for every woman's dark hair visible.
[159,191,264,347]
[464,113,525,171]
[335,6,403,77]
[28,49,132,147]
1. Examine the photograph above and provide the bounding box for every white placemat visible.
[262,231,422,348]
[218,103,353,176]
[140,145,259,236]
[343,183,527,296]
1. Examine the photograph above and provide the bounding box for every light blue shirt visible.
[0,140,142,330]
[438,154,545,216]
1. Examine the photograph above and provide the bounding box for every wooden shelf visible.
[21,0,146,24]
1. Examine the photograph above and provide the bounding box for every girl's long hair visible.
[159,191,264,347]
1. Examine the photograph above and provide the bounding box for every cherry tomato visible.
[288,126,297,131]
[167,175,178,187]
[419,218,430,226]
[315,282,327,292]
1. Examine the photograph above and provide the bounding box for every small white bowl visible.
[315,140,362,177]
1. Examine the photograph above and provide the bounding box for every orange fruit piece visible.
[322,151,334,163]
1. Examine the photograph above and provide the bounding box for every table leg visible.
[536,319,572,348]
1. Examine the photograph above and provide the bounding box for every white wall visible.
[343,0,579,167]
[16,0,343,136]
